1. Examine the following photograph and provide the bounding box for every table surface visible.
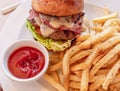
[0,0,20,31]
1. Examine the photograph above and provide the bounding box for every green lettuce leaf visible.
[26,20,72,51]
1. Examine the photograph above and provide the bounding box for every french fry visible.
[80,45,101,91]
[50,71,60,83]
[69,81,80,89]
[109,82,120,91]
[72,71,82,77]
[112,74,120,84]
[72,89,80,91]
[76,34,91,43]
[92,25,103,32]
[49,52,61,64]
[89,75,105,91]
[57,69,63,84]
[49,61,62,71]
[50,59,61,65]
[63,76,69,90]
[71,63,89,71]
[97,87,106,91]
[80,69,89,91]
[49,52,60,59]
[43,74,66,91]
[79,33,119,66]
[69,74,81,82]
[90,44,120,77]
[102,59,120,90]
[92,12,118,24]
[96,69,110,76]
[70,50,92,64]
[90,75,105,83]
[103,18,120,29]
[93,48,111,66]
[93,53,106,65]
[62,26,116,89]
[102,63,115,69]
[70,74,106,84]
[80,33,120,91]
[102,55,118,68]
[99,34,120,51]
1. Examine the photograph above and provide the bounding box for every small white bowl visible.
[1,39,49,82]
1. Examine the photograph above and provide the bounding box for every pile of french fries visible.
[43,10,120,91]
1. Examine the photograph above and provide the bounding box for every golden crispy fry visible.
[49,52,61,64]
[63,26,116,87]
[90,75,105,83]
[72,89,80,91]
[50,59,61,65]
[69,81,80,89]
[49,52,60,59]
[80,44,102,91]
[80,33,120,91]
[102,55,118,68]
[63,25,115,67]
[112,74,120,84]
[93,49,110,66]
[80,69,89,91]
[43,74,66,91]
[76,34,91,43]
[92,25,103,32]
[103,18,120,29]
[70,74,106,84]
[69,74,81,82]
[90,44,120,77]
[92,12,118,24]
[109,82,120,91]
[70,50,92,64]
[96,69,110,76]
[72,71,82,77]
[97,87,106,91]
[102,59,120,90]
[99,34,120,51]
[71,63,89,71]
[63,76,69,90]
[93,53,106,65]
[49,61,62,71]
[89,75,105,91]
[50,71,60,83]
[103,63,115,69]
[57,69,63,84]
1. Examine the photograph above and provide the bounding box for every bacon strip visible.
[28,9,84,35]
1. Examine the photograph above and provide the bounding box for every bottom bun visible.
[26,20,72,52]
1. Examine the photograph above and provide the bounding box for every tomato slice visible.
[35,27,41,35]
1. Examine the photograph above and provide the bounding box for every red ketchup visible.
[8,47,45,79]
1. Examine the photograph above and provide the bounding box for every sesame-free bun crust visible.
[32,0,84,16]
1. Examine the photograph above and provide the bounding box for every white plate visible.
[0,1,104,91]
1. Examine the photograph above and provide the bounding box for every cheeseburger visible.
[26,0,84,51]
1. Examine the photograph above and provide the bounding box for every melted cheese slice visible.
[49,18,74,28]
[40,24,56,37]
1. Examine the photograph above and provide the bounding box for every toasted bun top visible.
[32,0,84,16]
